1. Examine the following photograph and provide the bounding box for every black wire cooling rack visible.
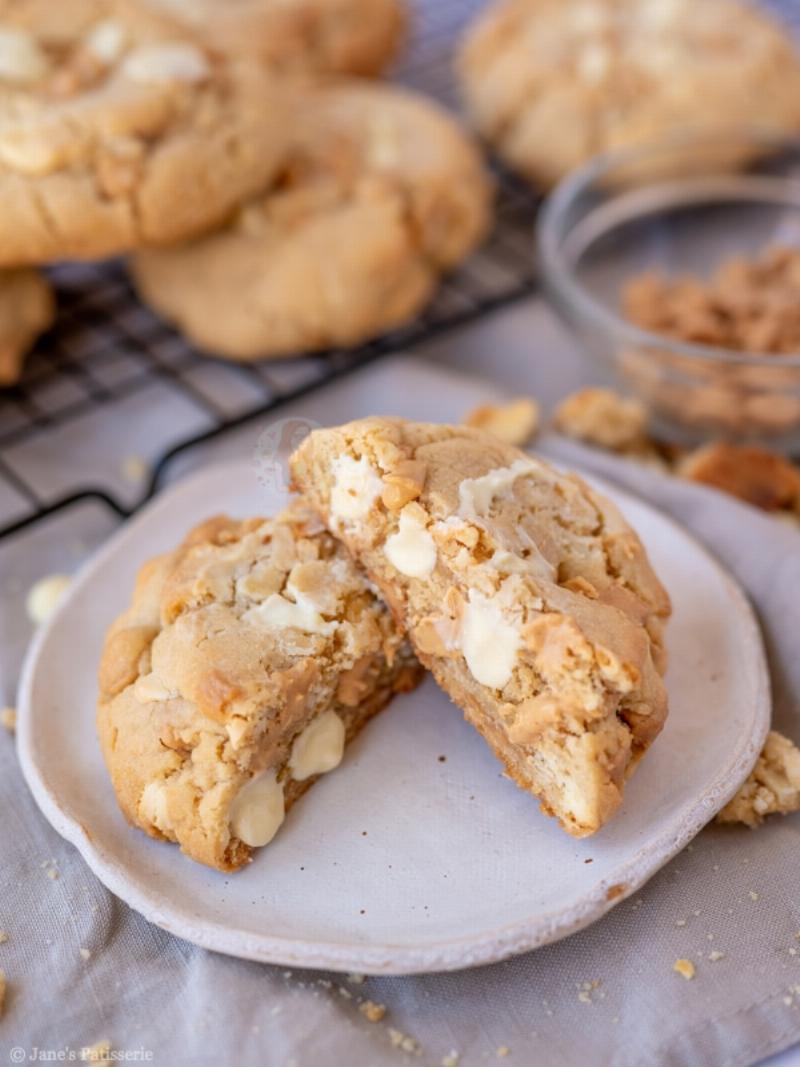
[0,0,540,543]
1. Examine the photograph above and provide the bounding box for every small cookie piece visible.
[0,268,53,385]
[0,0,290,265]
[131,80,492,360]
[464,397,540,446]
[97,503,421,871]
[717,732,800,828]
[458,0,800,188]
[679,442,800,512]
[146,0,406,76]
[291,418,671,837]
[553,388,648,452]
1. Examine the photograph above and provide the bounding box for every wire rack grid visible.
[0,0,540,543]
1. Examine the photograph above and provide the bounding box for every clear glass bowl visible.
[537,129,800,450]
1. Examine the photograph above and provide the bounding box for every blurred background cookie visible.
[145,0,407,75]
[130,80,493,360]
[457,0,800,188]
[0,268,53,385]
[0,0,290,265]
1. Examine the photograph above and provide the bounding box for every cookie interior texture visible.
[97,503,421,872]
[130,79,492,360]
[457,0,800,188]
[0,0,290,265]
[144,0,407,76]
[291,418,671,837]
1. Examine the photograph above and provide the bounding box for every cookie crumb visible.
[673,959,695,980]
[464,397,540,446]
[120,455,149,483]
[718,732,800,827]
[337,985,352,1000]
[26,573,71,625]
[749,891,760,902]
[441,1051,460,1067]
[347,972,365,985]
[553,387,647,452]
[388,1028,420,1054]
[0,707,16,733]
[359,999,386,1023]
[0,932,7,944]
[80,947,91,961]
[496,1047,511,1058]
[46,865,59,881]
[0,969,6,1016]
[708,950,725,962]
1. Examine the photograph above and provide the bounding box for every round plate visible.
[17,459,770,975]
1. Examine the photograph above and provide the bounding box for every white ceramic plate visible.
[17,459,770,975]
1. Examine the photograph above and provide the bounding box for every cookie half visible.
[0,268,53,385]
[0,0,290,265]
[291,418,671,837]
[130,80,492,360]
[145,0,406,76]
[97,503,421,872]
[458,0,800,188]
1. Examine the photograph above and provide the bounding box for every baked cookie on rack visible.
[130,80,492,360]
[97,502,421,872]
[0,269,54,385]
[291,418,671,837]
[457,0,800,188]
[0,0,289,265]
[145,0,406,76]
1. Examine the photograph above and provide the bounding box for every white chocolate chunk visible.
[384,507,437,578]
[85,20,127,64]
[0,27,50,84]
[330,454,383,524]
[230,770,285,848]
[139,781,169,831]
[121,43,210,85]
[289,711,346,781]
[246,585,337,635]
[133,673,176,703]
[461,591,520,689]
[457,458,535,520]
[26,574,71,625]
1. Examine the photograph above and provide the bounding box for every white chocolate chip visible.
[26,573,70,625]
[0,27,50,84]
[133,673,175,703]
[139,781,169,832]
[330,454,383,525]
[121,43,210,85]
[85,20,127,64]
[246,585,337,636]
[288,710,346,782]
[229,770,285,848]
[457,458,535,521]
[461,590,521,690]
[384,507,437,579]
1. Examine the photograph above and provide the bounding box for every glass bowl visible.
[537,129,800,450]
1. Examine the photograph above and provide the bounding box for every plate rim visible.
[16,458,771,974]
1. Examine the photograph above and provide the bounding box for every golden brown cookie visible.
[458,0,800,188]
[97,502,421,872]
[130,80,492,360]
[0,268,53,385]
[0,0,290,265]
[146,0,406,75]
[291,418,671,837]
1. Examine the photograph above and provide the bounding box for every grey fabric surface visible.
[2,422,800,1067]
